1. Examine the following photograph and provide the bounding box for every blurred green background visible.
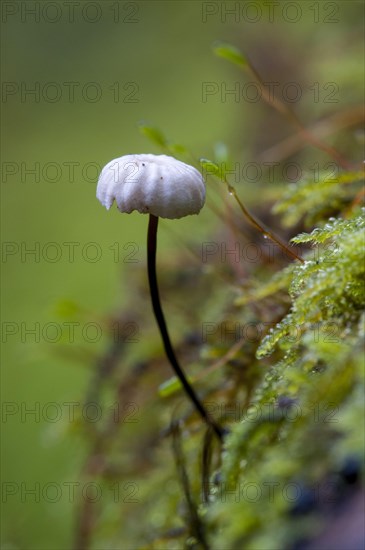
[1,1,363,548]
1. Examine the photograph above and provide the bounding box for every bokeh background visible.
[2,1,364,548]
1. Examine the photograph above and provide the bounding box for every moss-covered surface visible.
[74,46,364,550]
[73,158,364,549]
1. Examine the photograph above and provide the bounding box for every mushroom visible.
[97,154,224,441]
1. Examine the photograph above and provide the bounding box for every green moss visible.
[257,209,365,359]
[272,171,364,228]
[204,181,364,549]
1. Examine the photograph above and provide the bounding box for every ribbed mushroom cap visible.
[96,154,206,219]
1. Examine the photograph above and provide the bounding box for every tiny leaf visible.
[138,122,167,147]
[168,143,188,156]
[212,42,247,68]
[158,375,195,398]
[200,158,221,179]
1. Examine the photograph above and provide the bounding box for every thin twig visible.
[224,181,304,263]
[246,61,352,169]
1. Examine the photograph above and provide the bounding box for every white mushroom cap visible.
[96,154,205,220]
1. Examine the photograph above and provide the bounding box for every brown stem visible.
[226,182,304,263]
[246,62,352,170]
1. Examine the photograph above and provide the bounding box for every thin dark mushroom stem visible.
[147,214,224,442]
